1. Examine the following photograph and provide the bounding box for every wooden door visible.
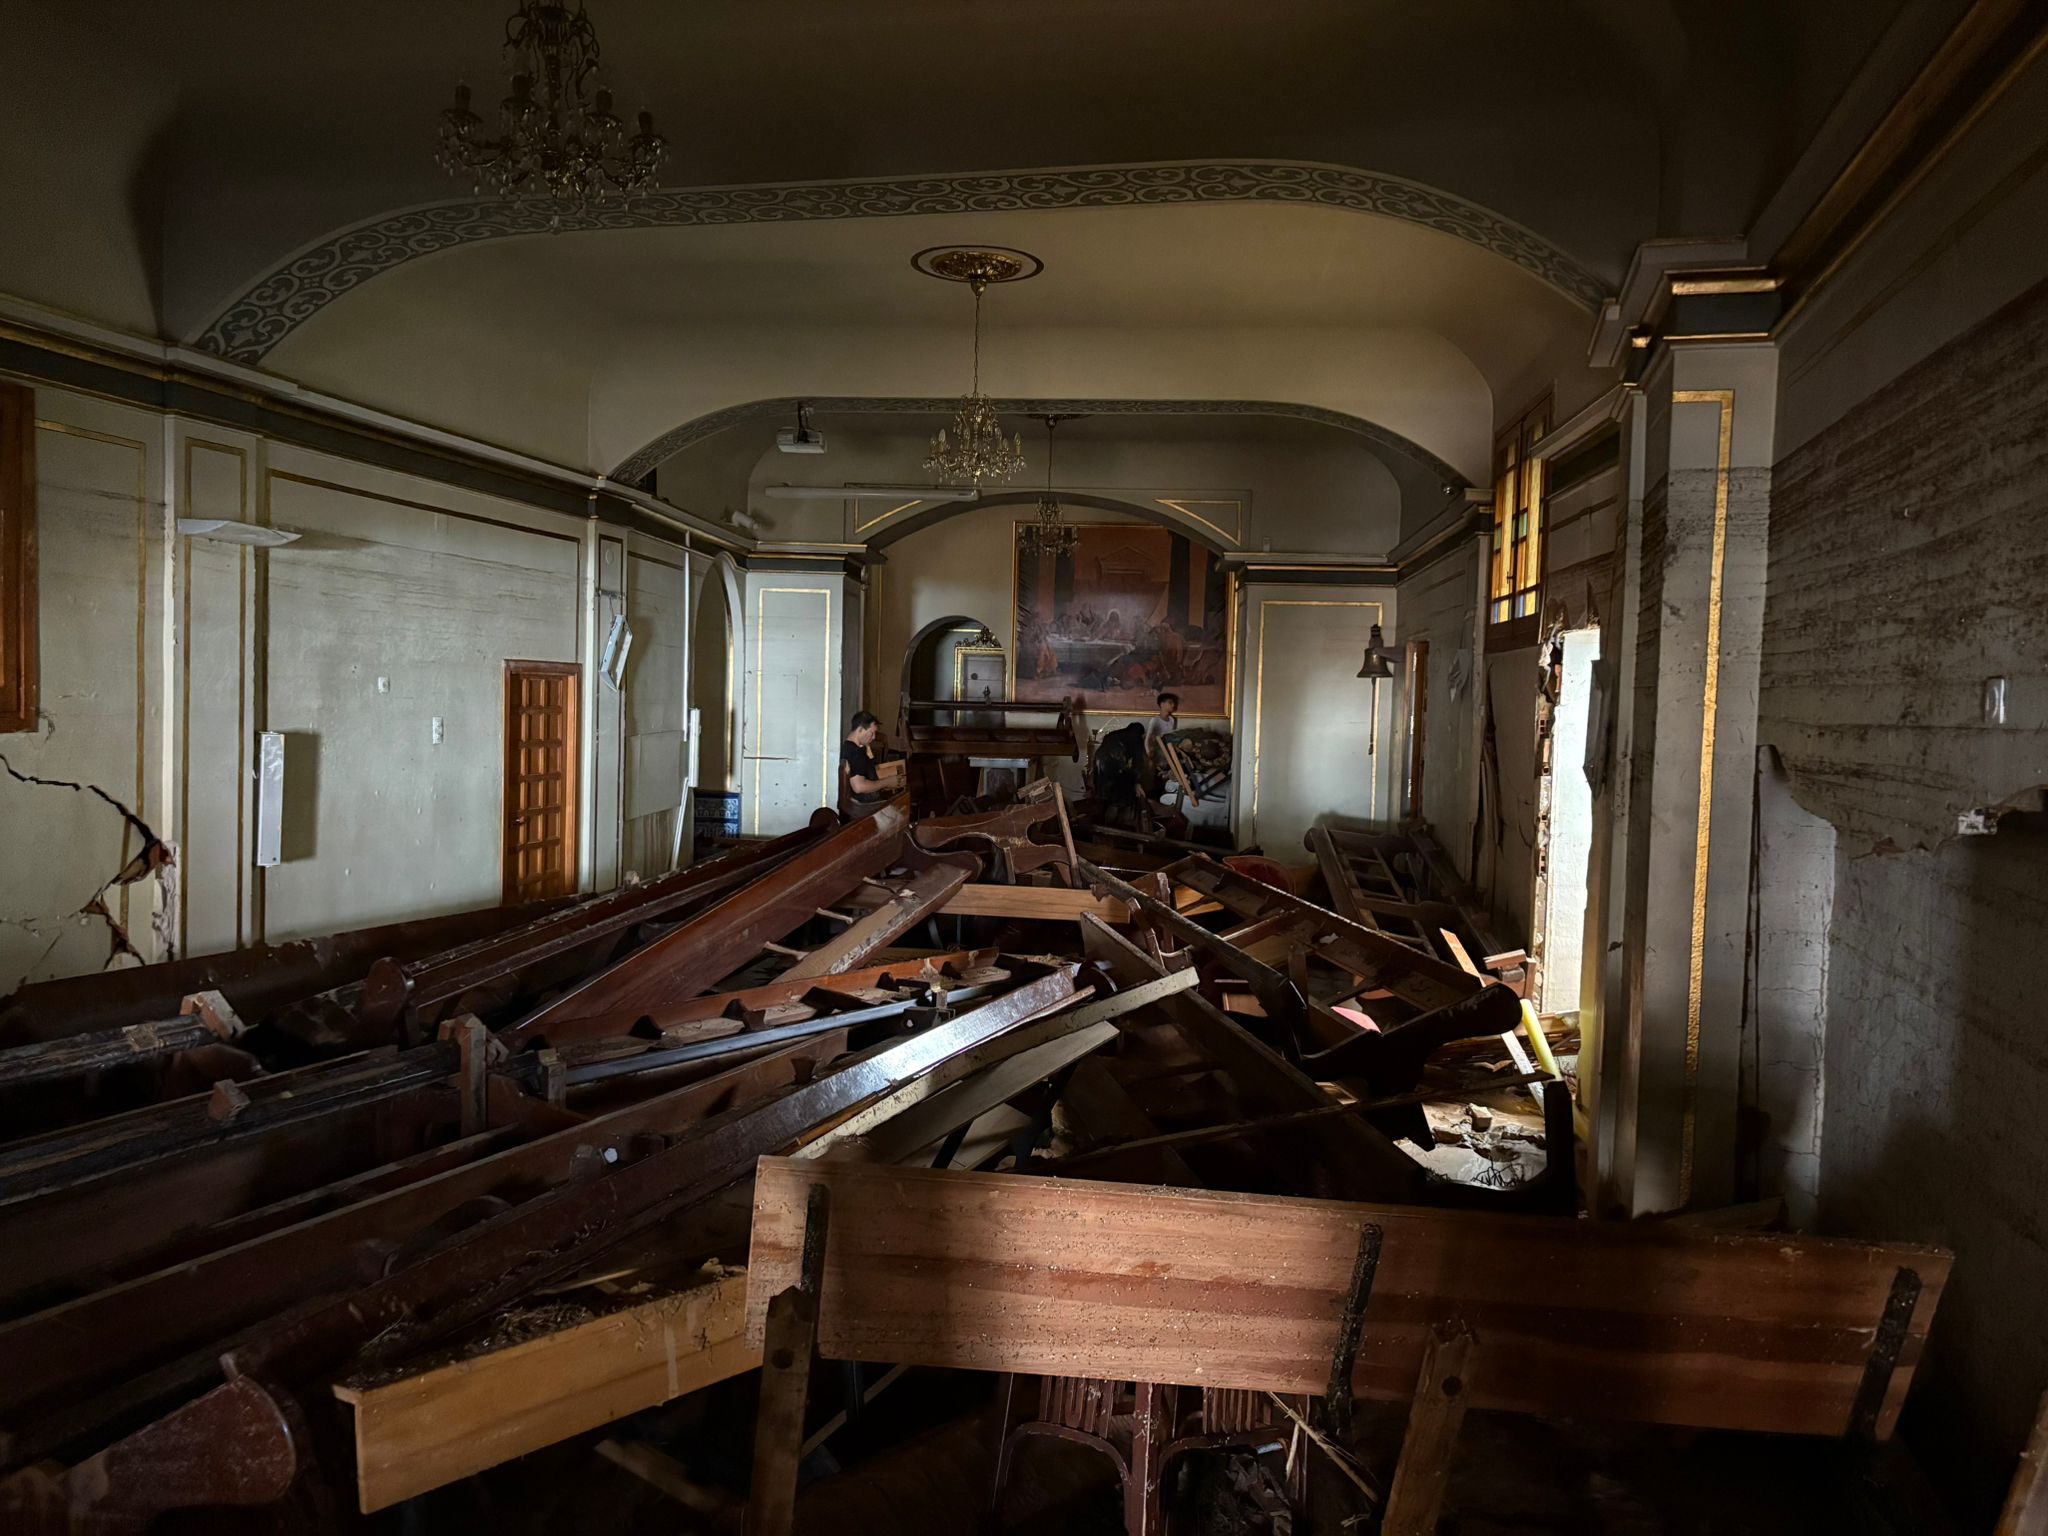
[503,661,580,903]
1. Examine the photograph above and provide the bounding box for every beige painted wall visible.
[0,378,659,988]
[258,451,583,940]
[1234,582,1398,861]
[0,392,167,991]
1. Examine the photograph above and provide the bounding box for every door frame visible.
[502,659,582,905]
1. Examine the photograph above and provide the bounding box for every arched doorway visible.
[900,614,1006,725]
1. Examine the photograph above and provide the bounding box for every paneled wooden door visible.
[502,660,581,904]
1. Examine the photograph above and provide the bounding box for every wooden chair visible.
[988,1373,1308,1534]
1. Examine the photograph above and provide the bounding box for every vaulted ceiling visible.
[1,0,1917,480]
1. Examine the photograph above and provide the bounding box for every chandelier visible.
[915,247,1041,485]
[1022,414,1081,557]
[436,2,667,227]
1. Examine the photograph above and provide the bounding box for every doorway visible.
[1533,627,1600,1013]
[502,660,581,903]
[901,615,1005,726]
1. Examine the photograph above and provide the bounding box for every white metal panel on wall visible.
[746,576,837,835]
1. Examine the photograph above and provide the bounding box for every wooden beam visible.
[783,863,966,979]
[940,884,1132,924]
[1379,1324,1476,1536]
[747,1159,1950,1438]
[333,1268,754,1513]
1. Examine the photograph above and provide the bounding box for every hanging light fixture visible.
[436,2,667,228]
[1022,414,1082,557]
[914,247,1041,486]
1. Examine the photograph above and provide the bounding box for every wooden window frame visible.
[0,382,36,734]
[1487,394,1550,650]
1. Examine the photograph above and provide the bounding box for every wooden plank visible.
[747,1189,828,1536]
[940,884,1132,924]
[746,1159,1951,1438]
[783,863,966,979]
[1380,1324,1476,1536]
[333,1269,754,1513]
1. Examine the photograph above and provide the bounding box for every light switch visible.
[376,676,390,694]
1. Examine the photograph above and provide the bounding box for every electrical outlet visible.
[431,717,444,746]
[376,676,390,694]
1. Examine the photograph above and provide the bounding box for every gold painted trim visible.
[37,419,150,940]
[1670,388,1734,1207]
[1156,497,1243,547]
[1667,273,1780,296]
[853,499,925,536]
[952,640,1005,701]
[1249,597,1382,838]
[751,586,834,834]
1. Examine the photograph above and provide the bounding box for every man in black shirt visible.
[841,711,886,802]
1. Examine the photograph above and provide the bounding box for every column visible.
[1612,341,1778,1213]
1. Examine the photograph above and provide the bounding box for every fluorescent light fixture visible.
[178,518,300,546]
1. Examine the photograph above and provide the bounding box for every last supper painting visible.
[1013,523,1231,715]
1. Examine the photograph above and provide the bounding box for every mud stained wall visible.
[1820,820,2048,1525]
[1761,55,2048,1522]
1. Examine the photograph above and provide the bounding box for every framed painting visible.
[1011,523,1232,716]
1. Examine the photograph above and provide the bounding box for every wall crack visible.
[0,752,178,979]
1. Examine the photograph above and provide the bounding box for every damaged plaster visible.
[0,753,178,987]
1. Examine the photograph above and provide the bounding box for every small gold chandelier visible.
[1022,414,1081,557]
[915,247,1040,485]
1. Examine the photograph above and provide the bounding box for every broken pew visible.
[747,1158,1951,1438]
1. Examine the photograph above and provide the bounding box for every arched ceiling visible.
[258,198,1594,481]
[3,1,1913,345]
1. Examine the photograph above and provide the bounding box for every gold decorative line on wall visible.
[37,419,150,941]
[1156,497,1243,547]
[1249,597,1382,837]
[751,586,833,834]
[1670,388,1734,1208]
[853,499,924,535]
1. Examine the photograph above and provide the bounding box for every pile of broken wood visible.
[0,790,1953,1535]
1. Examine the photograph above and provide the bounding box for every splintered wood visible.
[748,1158,1950,1438]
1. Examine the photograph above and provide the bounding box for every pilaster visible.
[1613,341,1778,1212]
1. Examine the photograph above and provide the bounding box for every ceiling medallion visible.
[1022,414,1082,558]
[436,2,667,229]
[917,248,1042,486]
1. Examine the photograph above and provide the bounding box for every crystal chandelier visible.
[916,248,1039,485]
[1022,415,1081,557]
[436,2,667,228]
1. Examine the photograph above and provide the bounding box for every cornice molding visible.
[188,160,1610,365]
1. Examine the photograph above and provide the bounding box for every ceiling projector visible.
[776,401,825,454]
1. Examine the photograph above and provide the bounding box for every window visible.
[0,381,34,734]
[1489,397,1549,629]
